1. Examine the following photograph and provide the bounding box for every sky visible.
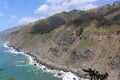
[0,0,117,31]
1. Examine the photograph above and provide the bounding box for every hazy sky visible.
[0,0,116,31]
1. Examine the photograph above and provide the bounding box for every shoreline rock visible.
[7,44,89,80]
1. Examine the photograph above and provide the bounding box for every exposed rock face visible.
[68,48,95,65]
[1,1,120,80]
[109,53,120,69]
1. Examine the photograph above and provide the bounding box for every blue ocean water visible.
[0,41,88,80]
[0,42,55,80]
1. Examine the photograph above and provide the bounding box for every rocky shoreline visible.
[7,44,89,80]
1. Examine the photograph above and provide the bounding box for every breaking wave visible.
[3,43,89,80]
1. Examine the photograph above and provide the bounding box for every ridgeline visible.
[0,1,120,80]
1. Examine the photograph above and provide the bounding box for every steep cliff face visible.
[1,1,120,80]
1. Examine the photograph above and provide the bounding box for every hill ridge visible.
[1,1,120,80]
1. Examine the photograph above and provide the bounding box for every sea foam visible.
[3,43,89,80]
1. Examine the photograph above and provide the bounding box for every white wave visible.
[15,61,26,63]
[22,53,35,65]
[23,55,88,80]
[59,72,79,80]
[3,43,9,48]
[32,62,89,80]
[9,48,19,54]
[3,43,89,80]
[60,72,89,80]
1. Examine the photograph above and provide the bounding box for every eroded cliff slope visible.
[1,1,120,80]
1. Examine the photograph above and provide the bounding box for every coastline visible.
[3,42,89,80]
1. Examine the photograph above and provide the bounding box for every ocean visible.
[0,41,88,80]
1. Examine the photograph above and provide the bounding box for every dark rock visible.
[70,49,94,62]
[58,73,62,76]
[43,68,46,70]
[61,47,68,52]
[116,31,120,34]
[73,78,76,80]
[34,63,37,66]
[49,48,59,56]
[70,51,80,61]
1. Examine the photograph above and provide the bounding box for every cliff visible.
[1,1,120,80]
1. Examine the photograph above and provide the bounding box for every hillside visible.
[1,1,120,80]
[0,25,25,41]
